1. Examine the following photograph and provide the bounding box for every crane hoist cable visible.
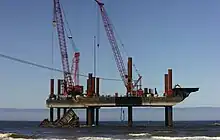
[120,107,125,122]
[0,52,122,81]
[53,0,74,96]
[96,1,100,48]
[60,3,80,86]
[60,3,79,83]
[60,3,78,52]
[107,3,142,89]
[95,0,127,88]
[53,0,82,96]
[51,1,57,79]
[51,24,55,78]
[109,10,142,82]
[95,0,142,94]
[96,3,100,77]
[98,2,140,78]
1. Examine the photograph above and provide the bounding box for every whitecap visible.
[78,137,112,140]
[152,136,220,140]
[128,133,151,137]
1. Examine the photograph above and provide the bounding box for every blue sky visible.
[0,0,220,108]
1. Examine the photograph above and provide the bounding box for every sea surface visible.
[1,108,220,139]
[1,121,220,140]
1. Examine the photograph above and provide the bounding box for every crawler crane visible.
[95,0,143,96]
[53,0,82,98]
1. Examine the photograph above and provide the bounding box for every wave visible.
[128,133,220,140]
[0,133,64,140]
[1,133,220,140]
[152,136,220,140]
[213,123,220,126]
[78,136,220,140]
[128,132,151,137]
[0,133,13,138]
[78,137,112,140]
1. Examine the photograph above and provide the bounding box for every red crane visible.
[95,0,127,86]
[71,52,80,86]
[68,36,80,89]
[95,0,142,96]
[71,51,81,93]
[53,0,81,96]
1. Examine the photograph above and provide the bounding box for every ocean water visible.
[1,121,220,140]
[1,108,220,140]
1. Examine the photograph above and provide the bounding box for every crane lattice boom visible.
[53,0,73,93]
[96,0,128,87]
[72,52,80,86]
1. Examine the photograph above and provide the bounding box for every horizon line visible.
[0,106,219,110]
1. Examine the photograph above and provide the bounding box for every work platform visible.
[43,87,199,128]
[46,97,182,108]
[46,87,198,108]
[46,93,194,108]
[41,67,199,128]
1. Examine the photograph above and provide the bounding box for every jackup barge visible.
[40,68,199,128]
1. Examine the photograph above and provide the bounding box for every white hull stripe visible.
[47,102,178,108]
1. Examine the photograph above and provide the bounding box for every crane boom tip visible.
[95,0,104,6]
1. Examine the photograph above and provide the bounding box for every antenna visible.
[94,36,97,77]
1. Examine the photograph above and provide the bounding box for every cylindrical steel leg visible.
[96,78,100,97]
[57,108,60,120]
[57,80,61,120]
[50,108,54,122]
[165,107,168,126]
[95,108,99,126]
[165,106,173,127]
[86,108,89,125]
[50,79,54,98]
[168,69,172,90]
[63,108,67,115]
[164,74,168,96]
[87,107,94,126]
[91,107,95,125]
[128,106,133,127]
